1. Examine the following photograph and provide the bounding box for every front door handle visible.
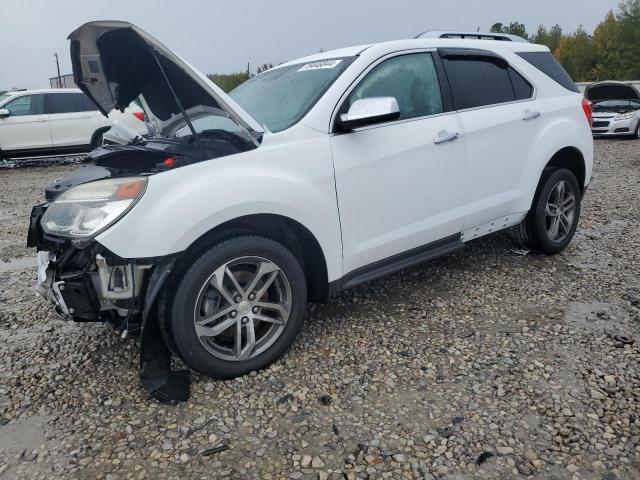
[434,130,460,145]
[523,110,541,121]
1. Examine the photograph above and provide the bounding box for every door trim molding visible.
[329,233,463,295]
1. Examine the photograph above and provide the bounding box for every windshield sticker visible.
[298,59,343,72]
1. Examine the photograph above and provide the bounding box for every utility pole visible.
[53,52,62,88]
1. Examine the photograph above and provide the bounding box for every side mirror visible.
[0,109,10,119]
[336,97,400,131]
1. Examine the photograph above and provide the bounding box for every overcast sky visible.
[0,0,620,91]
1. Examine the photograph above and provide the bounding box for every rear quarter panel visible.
[504,50,593,212]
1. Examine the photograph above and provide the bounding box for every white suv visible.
[0,88,147,159]
[29,21,593,401]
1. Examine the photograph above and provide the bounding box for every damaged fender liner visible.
[139,258,191,403]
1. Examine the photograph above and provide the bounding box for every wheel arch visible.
[173,213,330,304]
[543,146,586,193]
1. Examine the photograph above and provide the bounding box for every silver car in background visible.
[585,81,640,139]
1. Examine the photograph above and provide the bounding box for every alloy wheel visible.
[545,180,576,243]
[193,256,292,361]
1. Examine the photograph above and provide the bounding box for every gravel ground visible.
[1,140,639,480]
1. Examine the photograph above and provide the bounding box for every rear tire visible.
[162,236,307,379]
[515,168,582,254]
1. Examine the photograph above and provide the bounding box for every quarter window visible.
[345,53,444,121]
[4,95,45,116]
[509,67,534,100]
[48,93,97,114]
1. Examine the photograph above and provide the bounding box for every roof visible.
[276,37,548,70]
[2,88,81,95]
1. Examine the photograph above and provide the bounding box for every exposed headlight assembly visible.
[41,177,147,238]
[614,112,636,121]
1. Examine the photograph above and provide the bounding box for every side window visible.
[345,53,444,121]
[5,95,45,116]
[443,57,515,109]
[48,93,97,114]
[508,67,533,100]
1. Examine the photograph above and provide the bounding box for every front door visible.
[0,94,51,151]
[331,52,467,276]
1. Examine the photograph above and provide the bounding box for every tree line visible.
[207,63,273,93]
[490,0,640,81]
[209,0,639,93]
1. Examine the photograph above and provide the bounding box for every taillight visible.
[133,111,145,122]
[582,98,593,128]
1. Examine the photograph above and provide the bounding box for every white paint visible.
[86,34,593,283]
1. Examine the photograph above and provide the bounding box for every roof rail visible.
[415,30,529,43]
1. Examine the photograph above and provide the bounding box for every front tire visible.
[163,236,307,379]
[515,168,582,254]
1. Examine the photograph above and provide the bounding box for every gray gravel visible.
[1,139,639,479]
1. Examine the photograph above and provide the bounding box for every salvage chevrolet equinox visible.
[28,21,594,401]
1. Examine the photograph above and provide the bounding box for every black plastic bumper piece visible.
[139,259,191,403]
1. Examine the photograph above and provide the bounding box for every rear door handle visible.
[523,110,541,121]
[434,130,460,145]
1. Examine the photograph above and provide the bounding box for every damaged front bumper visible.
[35,248,151,324]
[28,203,190,402]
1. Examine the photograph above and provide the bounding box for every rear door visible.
[47,92,107,147]
[0,94,51,151]
[439,49,540,229]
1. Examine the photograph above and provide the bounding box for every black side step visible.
[335,234,463,293]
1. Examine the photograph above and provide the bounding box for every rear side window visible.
[48,93,97,114]
[442,57,514,109]
[517,52,579,93]
[4,95,45,116]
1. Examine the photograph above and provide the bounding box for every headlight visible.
[41,177,147,238]
[614,112,636,121]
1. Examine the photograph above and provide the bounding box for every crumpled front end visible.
[28,203,190,402]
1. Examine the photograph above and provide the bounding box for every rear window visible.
[517,52,579,93]
[48,93,97,114]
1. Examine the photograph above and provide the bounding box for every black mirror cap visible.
[335,110,401,132]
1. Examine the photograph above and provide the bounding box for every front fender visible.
[96,130,343,281]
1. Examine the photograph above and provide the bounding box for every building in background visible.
[49,74,76,89]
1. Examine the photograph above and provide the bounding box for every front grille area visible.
[592,120,609,129]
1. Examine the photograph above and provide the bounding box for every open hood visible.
[68,21,263,137]
[585,81,640,102]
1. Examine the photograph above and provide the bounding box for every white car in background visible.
[585,81,640,139]
[0,88,147,159]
